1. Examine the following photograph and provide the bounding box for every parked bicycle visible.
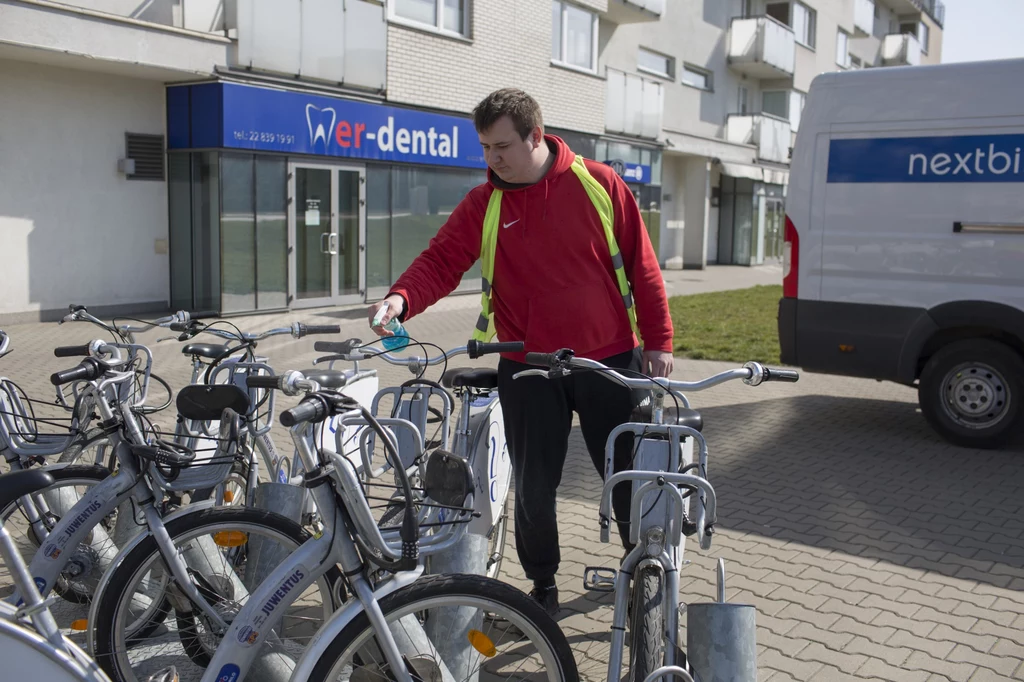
[88,342,579,682]
[516,348,799,682]
[313,336,515,578]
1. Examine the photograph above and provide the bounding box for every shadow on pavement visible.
[558,394,1024,591]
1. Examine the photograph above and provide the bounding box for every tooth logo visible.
[306,104,336,150]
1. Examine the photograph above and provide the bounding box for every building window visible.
[850,54,863,69]
[552,1,598,72]
[738,85,749,115]
[392,0,469,37]
[638,47,674,80]
[681,63,713,91]
[762,90,805,131]
[792,1,816,48]
[836,30,850,68]
[766,1,815,48]
[919,21,930,53]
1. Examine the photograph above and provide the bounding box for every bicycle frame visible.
[6,371,240,630]
[199,415,472,682]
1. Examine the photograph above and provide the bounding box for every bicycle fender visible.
[287,567,424,682]
[84,499,218,652]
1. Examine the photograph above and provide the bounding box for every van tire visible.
[918,339,1024,449]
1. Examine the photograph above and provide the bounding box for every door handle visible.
[320,232,330,254]
[328,233,339,255]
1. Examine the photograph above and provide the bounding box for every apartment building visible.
[600,0,945,270]
[0,0,945,321]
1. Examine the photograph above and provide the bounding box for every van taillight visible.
[782,215,799,298]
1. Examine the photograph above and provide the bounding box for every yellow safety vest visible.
[472,155,642,346]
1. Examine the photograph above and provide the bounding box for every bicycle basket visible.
[147,407,244,492]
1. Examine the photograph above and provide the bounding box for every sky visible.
[940,0,1024,63]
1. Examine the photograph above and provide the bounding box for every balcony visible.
[725,114,791,164]
[232,0,386,91]
[604,0,664,24]
[875,0,945,26]
[727,16,796,80]
[854,0,874,37]
[14,0,228,33]
[881,33,922,66]
[605,68,663,139]
[0,0,230,79]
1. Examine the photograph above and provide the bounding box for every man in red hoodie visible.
[368,88,674,615]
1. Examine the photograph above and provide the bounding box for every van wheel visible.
[918,339,1024,449]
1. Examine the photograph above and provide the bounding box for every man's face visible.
[478,116,541,184]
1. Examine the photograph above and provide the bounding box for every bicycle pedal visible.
[583,566,617,592]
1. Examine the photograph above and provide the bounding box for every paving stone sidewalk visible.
[1,266,1021,681]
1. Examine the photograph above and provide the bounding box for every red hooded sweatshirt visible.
[389,135,674,363]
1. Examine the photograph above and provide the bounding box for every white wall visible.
[682,156,711,269]
[0,60,169,317]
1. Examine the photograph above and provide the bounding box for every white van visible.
[779,58,1024,449]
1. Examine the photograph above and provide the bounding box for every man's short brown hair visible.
[472,88,543,140]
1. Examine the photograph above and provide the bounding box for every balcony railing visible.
[875,0,945,26]
[52,0,227,34]
[727,16,796,80]
[854,0,874,37]
[725,114,791,164]
[233,0,386,91]
[881,33,922,66]
[605,68,664,139]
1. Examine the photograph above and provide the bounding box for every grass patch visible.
[668,285,782,364]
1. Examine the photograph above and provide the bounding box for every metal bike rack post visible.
[686,558,757,682]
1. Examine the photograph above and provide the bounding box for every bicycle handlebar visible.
[50,358,108,386]
[312,338,523,369]
[280,391,361,427]
[54,343,94,358]
[186,321,340,344]
[515,351,799,392]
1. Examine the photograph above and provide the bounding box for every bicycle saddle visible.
[440,367,499,390]
[0,469,56,511]
[181,343,230,360]
[299,369,349,389]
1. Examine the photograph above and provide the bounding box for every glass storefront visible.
[717,176,785,266]
[168,149,484,314]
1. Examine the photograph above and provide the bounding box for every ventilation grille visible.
[125,133,165,181]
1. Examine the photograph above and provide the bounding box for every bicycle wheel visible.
[628,565,664,682]
[57,427,116,469]
[91,506,344,682]
[308,574,579,682]
[485,497,509,579]
[0,464,120,608]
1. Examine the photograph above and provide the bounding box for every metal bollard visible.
[247,481,309,590]
[685,559,757,682]
[423,531,489,682]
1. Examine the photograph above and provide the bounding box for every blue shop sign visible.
[167,82,487,170]
[604,159,652,185]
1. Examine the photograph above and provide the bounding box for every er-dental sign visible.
[168,82,486,170]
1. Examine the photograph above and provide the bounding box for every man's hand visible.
[367,294,406,337]
[643,350,674,378]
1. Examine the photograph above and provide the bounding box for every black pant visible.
[497,347,642,583]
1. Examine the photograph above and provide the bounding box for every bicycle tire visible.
[91,506,345,682]
[629,565,664,682]
[307,573,579,682]
[57,427,116,470]
[485,497,509,579]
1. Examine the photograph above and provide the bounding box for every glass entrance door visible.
[289,163,365,307]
